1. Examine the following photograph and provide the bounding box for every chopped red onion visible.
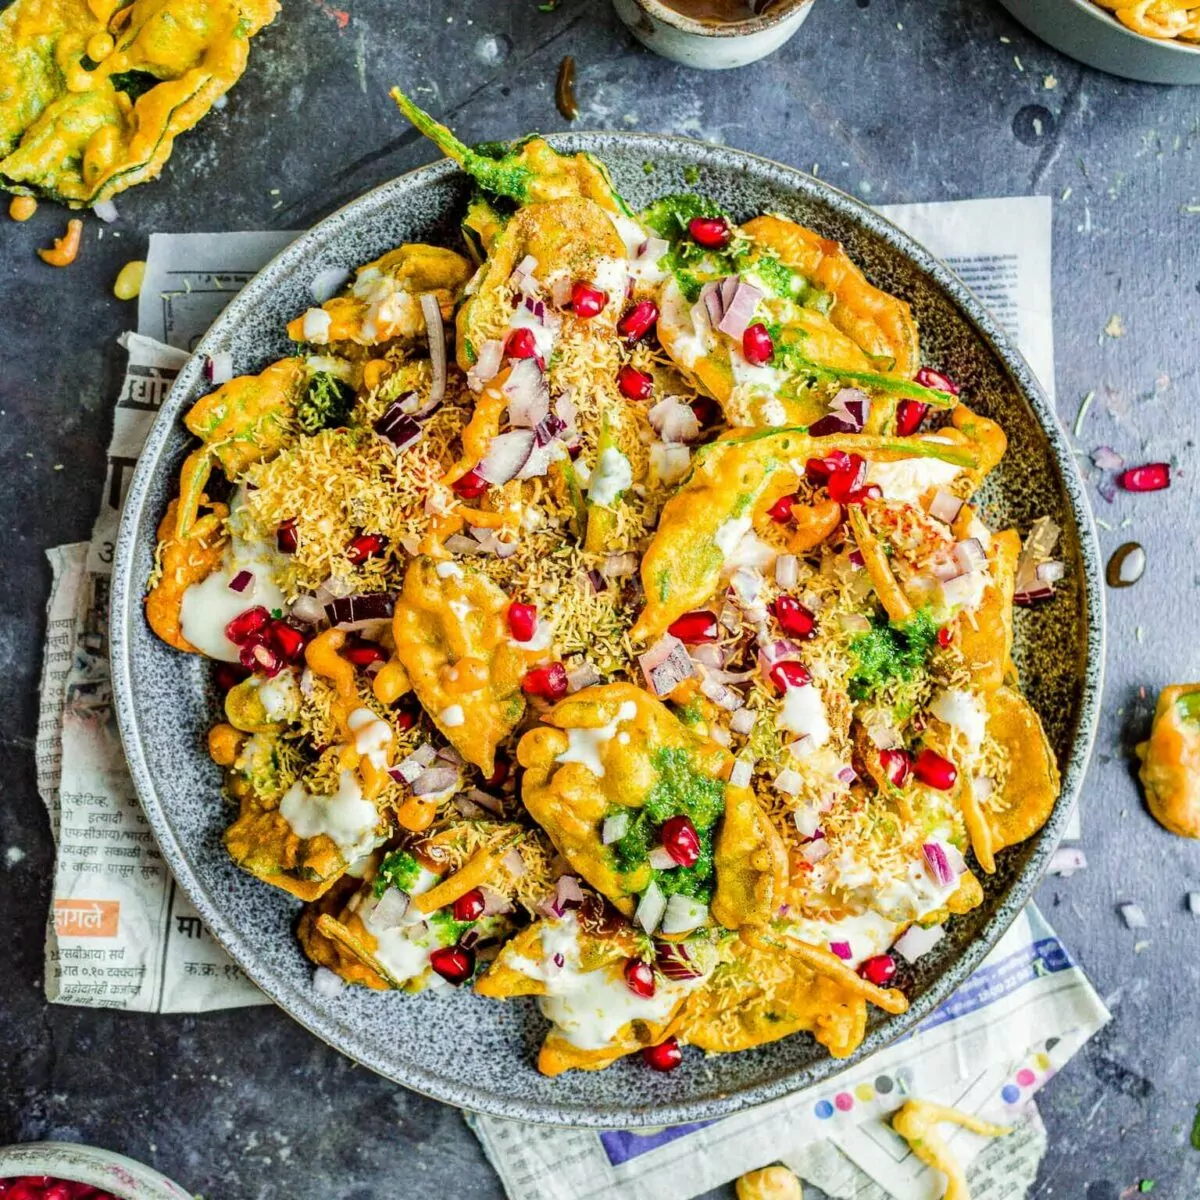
[787,735,816,760]
[465,788,505,815]
[929,490,964,524]
[478,429,536,484]
[602,552,638,579]
[227,569,254,594]
[584,568,608,594]
[453,795,487,820]
[829,940,853,961]
[701,281,724,328]
[310,267,351,303]
[389,743,436,785]
[555,874,585,912]
[807,413,860,438]
[566,664,602,693]
[939,573,978,609]
[922,842,956,887]
[444,533,483,556]
[656,941,704,981]
[1014,516,1062,605]
[894,922,944,963]
[419,293,446,408]
[954,538,988,575]
[699,675,744,711]
[730,708,756,736]
[800,837,830,865]
[635,236,670,264]
[1091,445,1124,471]
[829,387,870,431]
[325,592,396,629]
[411,766,459,796]
[510,254,538,286]
[374,403,424,451]
[480,887,513,916]
[690,643,726,671]
[639,634,695,696]
[717,280,764,340]
[504,358,550,428]
[468,338,505,391]
[372,887,410,927]
[720,275,740,311]
[601,811,630,845]
[289,594,326,625]
[205,352,234,385]
[635,881,668,934]
[837,765,858,785]
[757,638,801,677]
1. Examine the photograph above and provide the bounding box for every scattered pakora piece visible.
[143,90,1066,1077]
[0,0,280,208]
[891,1099,1010,1200]
[735,1165,802,1200]
[1137,685,1200,838]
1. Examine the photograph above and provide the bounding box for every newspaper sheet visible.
[33,195,1102,1194]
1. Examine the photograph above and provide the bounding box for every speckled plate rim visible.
[110,133,1105,1128]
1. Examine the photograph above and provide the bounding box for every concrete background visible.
[2,0,1198,1196]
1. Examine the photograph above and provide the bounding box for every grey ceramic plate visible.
[110,134,1104,1128]
[998,0,1200,85]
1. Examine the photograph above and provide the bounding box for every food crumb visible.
[1105,314,1126,338]
[1014,55,1024,71]
[114,259,147,301]
[9,195,37,221]
[1044,74,1058,89]
[37,217,83,267]
[4,846,26,866]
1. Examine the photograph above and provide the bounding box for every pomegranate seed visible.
[452,888,486,922]
[484,753,510,789]
[667,609,719,643]
[522,661,569,700]
[914,366,960,395]
[571,281,608,318]
[343,636,387,668]
[616,364,654,401]
[773,595,817,640]
[895,399,929,436]
[624,958,657,998]
[1119,462,1170,492]
[769,659,811,691]
[618,299,659,345]
[214,662,250,692]
[742,322,774,366]
[643,1036,683,1071]
[507,602,538,642]
[241,638,282,677]
[842,484,882,506]
[429,945,475,985]
[692,396,721,427]
[225,605,269,646]
[392,694,420,730]
[504,327,539,360]
[913,748,958,791]
[453,467,489,499]
[860,954,897,986]
[660,814,701,867]
[276,517,298,554]
[346,532,387,564]
[937,626,953,648]
[268,619,307,663]
[805,450,851,484]
[767,493,796,523]
[879,748,911,787]
[826,455,868,503]
[688,215,731,249]
[43,1188,70,1200]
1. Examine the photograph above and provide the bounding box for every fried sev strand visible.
[745,929,909,1015]
[412,835,521,914]
[891,1099,1010,1200]
[847,505,913,624]
[959,775,997,875]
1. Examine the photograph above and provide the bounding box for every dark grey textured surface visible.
[1,0,1197,1195]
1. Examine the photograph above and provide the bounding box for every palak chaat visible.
[145,92,1066,1076]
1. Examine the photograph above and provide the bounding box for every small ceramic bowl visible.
[0,1143,191,1200]
[997,0,1200,84]
[612,0,816,69]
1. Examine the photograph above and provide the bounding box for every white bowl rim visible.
[0,1142,190,1200]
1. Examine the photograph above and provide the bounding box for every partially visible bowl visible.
[612,0,816,69]
[997,0,1200,84]
[0,1143,191,1200]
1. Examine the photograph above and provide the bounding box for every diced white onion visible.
[929,490,964,524]
[775,554,799,589]
[313,966,346,997]
[635,881,668,933]
[894,922,945,963]
[310,267,351,304]
[729,757,754,788]
[775,768,803,796]
[372,887,411,928]
[602,811,631,845]
[661,894,709,935]
[730,708,756,736]
[648,847,678,870]
[1119,902,1147,930]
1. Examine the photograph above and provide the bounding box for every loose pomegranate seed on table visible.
[894,398,929,436]
[504,327,539,360]
[769,659,811,691]
[687,215,731,249]
[767,493,796,523]
[773,595,817,640]
[860,954,897,986]
[667,609,719,643]
[741,322,774,366]
[225,605,270,646]
[643,1036,683,1071]
[624,957,657,998]
[522,661,569,700]
[616,363,654,401]
[1119,462,1170,492]
[276,516,298,554]
[343,636,388,668]
[346,532,388,564]
[879,748,911,787]
[570,281,608,318]
[507,602,538,642]
[913,748,958,791]
[429,945,475,985]
[914,366,960,395]
[452,888,486,922]
[617,299,659,345]
[453,467,489,499]
[660,814,701,867]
